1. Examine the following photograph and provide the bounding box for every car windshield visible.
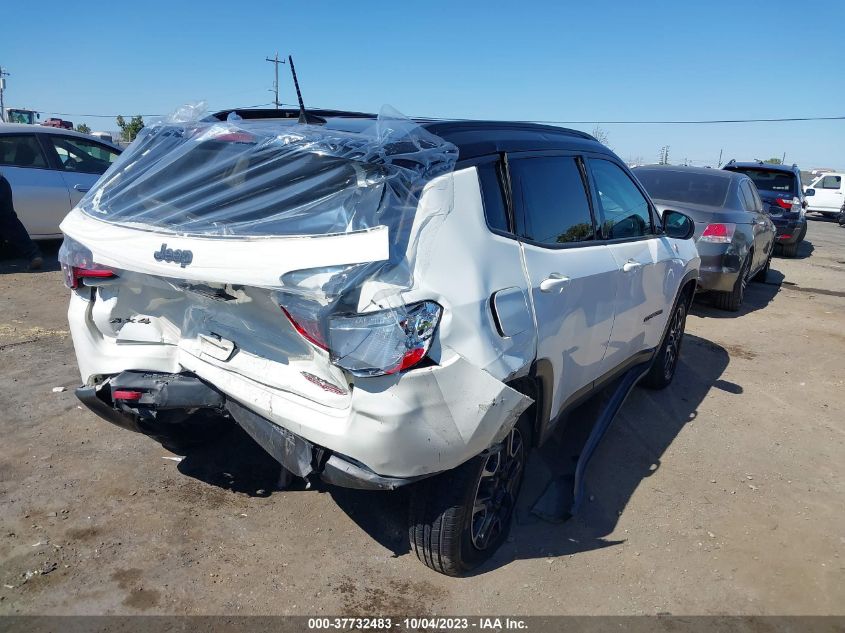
[634,169,729,208]
[728,168,797,194]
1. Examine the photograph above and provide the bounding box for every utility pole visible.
[717,148,723,168]
[0,66,9,122]
[265,53,285,109]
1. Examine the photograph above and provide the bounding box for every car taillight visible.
[62,264,117,289]
[774,197,801,212]
[281,301,442,377]
[280,306,328,351]
[699,223,736,243]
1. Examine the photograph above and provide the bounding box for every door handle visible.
[622,259,642,273]
[73,184,90,192]
[539,273,571,293]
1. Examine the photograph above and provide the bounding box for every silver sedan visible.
[0,123,122,239]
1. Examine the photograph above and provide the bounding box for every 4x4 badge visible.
[153,243,193,268]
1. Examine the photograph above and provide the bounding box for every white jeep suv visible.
[60,107,699,575]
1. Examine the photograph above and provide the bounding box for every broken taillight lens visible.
[281,301,442,377]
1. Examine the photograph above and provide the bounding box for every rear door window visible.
[738,181,757,212]
[509,155,596,245]
[588,159,653,239]
[0,135,48,168]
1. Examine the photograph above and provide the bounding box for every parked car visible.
[722,160,807,257]
[804,172,844,219]
[633,165,776,311]
[0,123,122,238]
[59,108,699,575]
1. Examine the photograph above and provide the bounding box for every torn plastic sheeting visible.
[75,104,457,238]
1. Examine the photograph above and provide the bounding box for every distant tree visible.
[76,123,91,135]
[764,157,783,164]
[592,125,609,146]
[116,115,145,142]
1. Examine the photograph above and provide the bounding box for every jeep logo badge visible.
[153,244,193,268]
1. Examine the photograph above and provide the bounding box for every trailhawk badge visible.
[153,244,193,268]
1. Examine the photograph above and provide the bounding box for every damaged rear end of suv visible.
[60,106,537,574]
[61,105,699,576]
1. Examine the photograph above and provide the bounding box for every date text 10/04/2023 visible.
[307,617,529,630]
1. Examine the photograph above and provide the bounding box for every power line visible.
[30,102,276,119]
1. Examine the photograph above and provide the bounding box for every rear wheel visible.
[642,294,688,390]
[781,241,798,258]
[409,417,528,576]
[712,255,750,311]
[752,250,771,282]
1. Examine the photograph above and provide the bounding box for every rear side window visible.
[0,135,48,168]
[509,156,595,245]
[816,175,842,190]
[477,161,509,233]
[589,159,653,239]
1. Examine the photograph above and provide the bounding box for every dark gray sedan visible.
[633,165,776,311]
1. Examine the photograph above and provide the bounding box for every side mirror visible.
[662,210,695,240]
[805,188,815,197]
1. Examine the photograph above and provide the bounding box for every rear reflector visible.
[112,390,143,401]
[64,265,117,289]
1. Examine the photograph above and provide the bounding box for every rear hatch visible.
[60,112,457,405]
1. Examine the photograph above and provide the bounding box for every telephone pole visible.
[265,53,285,109]
[0,66,9,122]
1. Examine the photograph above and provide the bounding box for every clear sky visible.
[2,0,843,168]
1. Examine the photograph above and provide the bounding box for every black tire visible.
[408,416,529,576]
[752,250,771,283]
[781,241,798,258]
[641,291,688,390]
[712,255,750,311]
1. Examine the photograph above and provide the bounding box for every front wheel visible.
[641,294,688,390]
[408,418,528,576]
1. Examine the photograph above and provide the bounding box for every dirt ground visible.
[0,218,843,616]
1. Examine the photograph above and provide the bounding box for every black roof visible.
[723,159,800,174]
[210,108,606,162]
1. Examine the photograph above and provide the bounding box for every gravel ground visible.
[0,217,843,615]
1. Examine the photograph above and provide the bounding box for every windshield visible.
[727,168,797,194]
[634,169,729,208]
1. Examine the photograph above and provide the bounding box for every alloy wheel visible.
[470,426,525,551]
[663,302,686,381]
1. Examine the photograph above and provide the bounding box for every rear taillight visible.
[699,223,737,243]
[62,264,117,289]
[281,300,442,377]
[774,197,801,212]
[280,306,328,351]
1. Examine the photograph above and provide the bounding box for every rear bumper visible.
[68,292,532,482]
[75,381,427,490]
[695,245,741,293]
[771,217,806,244]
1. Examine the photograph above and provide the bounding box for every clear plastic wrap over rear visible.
[78,105,457,238]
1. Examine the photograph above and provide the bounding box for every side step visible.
[531,361,651,522]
